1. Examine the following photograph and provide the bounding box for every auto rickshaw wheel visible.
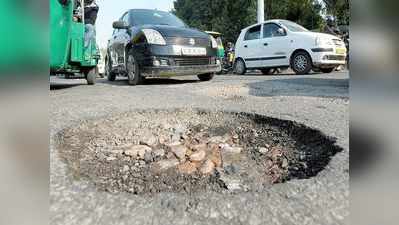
[85,67,98,85]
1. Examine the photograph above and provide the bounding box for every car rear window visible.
[244,25,261,41]
[130,9,186,27]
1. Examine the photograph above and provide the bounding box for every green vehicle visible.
[205,31,225,59]
[50,0,100,85]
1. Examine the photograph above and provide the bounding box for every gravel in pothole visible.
[57,109,342,194]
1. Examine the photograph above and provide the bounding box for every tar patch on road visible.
[249,77,349,98]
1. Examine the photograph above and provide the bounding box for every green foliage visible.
[173,0,348,43]
[173,0,257,43]
[264,0,324,30]
[322,0,350,25]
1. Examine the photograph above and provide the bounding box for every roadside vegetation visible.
[173,0,349,43]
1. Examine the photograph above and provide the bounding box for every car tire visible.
[126,49,144,86]
[320,67,335,73]
[85,67,97,85]
[260,69,271,75]
[198,73,214,81]
[291,51,312,75]
[106,58,116,81]
[234,58,247,75]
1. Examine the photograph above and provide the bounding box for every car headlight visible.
[315,37,333,46]
[142,29,166,45]
[210,36,218,49]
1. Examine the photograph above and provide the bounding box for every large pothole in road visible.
[57,109,342,194]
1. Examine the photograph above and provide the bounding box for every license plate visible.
[336,48,346,55]
[182,47,206,56]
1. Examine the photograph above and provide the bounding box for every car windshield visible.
[279,20,309,32]
[130,9,187,27]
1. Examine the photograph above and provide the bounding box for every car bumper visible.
[142,64,221,77]
[312,53,347,68]
[311,48,347,68]
[134,44,221,77]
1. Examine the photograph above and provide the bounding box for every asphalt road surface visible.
[50,71,349,225]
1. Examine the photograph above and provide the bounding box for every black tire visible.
[85,67,97,85]
[260,68,271,75]
[126,49,144,86]
[290,51,312,75]
[320,67,335,73]
[234,58,246,75]
[198,73,214,81]
[106,57,116,81]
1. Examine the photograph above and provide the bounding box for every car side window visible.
[263,23,285,38]
[244,25,261,41]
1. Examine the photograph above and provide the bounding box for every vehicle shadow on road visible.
[242,71,324,77]
[100,77,200,86]
[50,84,83,90]
[248,77,349,98]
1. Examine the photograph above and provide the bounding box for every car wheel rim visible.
[294,55,308,72]
[127,55,135,80]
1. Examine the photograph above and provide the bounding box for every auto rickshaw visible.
[205,31,236,74]
[205,31,225,59]
[50,0,100,85]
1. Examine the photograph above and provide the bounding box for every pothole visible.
[57,109,342,194]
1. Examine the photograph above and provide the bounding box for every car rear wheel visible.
[291,51,312,75]
[126,49,144,86]
[234,58,246,75]
[198,73,214,81]
[106,58,116,81]
[320,67,335,73]
[85,67,97,85]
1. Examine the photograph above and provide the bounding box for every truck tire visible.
[198,73,214,81]
[85,67,97,85]
[126,49,144,86]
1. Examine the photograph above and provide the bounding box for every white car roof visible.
[242,19,289,30]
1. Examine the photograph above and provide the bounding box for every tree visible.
[322,0,350,25]
[173,0,257,43]
[264,0,324,30]
[173,0,325,42]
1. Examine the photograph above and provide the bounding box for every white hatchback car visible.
[234,19,347,75]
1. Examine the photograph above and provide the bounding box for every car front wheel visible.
[106,58,116,81]
[126,49,144,86]
[234,58,247,75]
[291,51,312,75]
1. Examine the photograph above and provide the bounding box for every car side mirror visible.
[277,28,286,35]
[113,21,129,29]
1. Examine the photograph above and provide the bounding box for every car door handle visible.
[263,43,268,46]
[244,45,248,48]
